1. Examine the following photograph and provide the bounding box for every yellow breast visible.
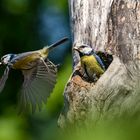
[12,48,49,70]
[81,55,104,76]
[13,52,41,69]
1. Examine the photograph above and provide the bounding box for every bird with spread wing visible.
[0,37,68,113]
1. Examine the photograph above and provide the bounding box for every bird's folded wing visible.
[93,53,105,70]
[0,66,10,92]
[18,59,57,113]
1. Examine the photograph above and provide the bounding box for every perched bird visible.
[73,45,105,82]
[0,37,68,113]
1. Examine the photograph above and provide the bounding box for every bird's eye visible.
[0,55,10,64]
[80,45,86,49]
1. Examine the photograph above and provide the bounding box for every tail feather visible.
[46,37,69,51]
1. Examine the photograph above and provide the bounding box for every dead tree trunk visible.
[58,0,140,127]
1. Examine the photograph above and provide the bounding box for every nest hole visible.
[73,51,113,83]
[97,51,113,70]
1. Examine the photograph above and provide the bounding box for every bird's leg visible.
[40,57,50,72]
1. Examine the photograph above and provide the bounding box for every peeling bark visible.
[58,0,140,127]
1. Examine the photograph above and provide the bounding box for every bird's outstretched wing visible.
[18,59,57,113]
[0,66,10,92]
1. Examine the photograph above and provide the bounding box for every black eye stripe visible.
[3,56,7,59]
[1,56,6,61]
[1,54,16,63]
[1,55,8,59]
[80,46,85,49]
[1,55,10,61]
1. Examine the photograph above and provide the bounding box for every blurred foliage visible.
[0,115,30,140]
[47,55,72,116]
[60,118,140,140]
[2,0,29,14]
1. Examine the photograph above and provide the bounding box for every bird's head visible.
[0,54,16,65]
[73,44,93,56]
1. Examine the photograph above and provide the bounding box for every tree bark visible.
[58,0,140,127]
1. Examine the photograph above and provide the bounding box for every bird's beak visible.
[73,47,81,54]
[73,46,78,51]
[0,62,3,67]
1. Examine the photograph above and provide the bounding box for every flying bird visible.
[0,37,68,113]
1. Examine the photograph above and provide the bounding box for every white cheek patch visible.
[82,47,92,54]
[3,55,11,64]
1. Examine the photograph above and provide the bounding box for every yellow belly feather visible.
[81,55,104,77]
[13,48,49,70]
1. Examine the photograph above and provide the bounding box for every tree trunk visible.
[58,0,140,127]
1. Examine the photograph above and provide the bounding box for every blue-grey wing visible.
[93,53,105,70]
[18,59,57,113]
[10,51,39,64]
[0,66,10,92]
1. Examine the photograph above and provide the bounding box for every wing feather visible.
[93,53,105,70]
[0,66,10,92]
[18,59,57,113]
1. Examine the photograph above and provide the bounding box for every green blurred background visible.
[0,0,72,139]
[0,0,140,140]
